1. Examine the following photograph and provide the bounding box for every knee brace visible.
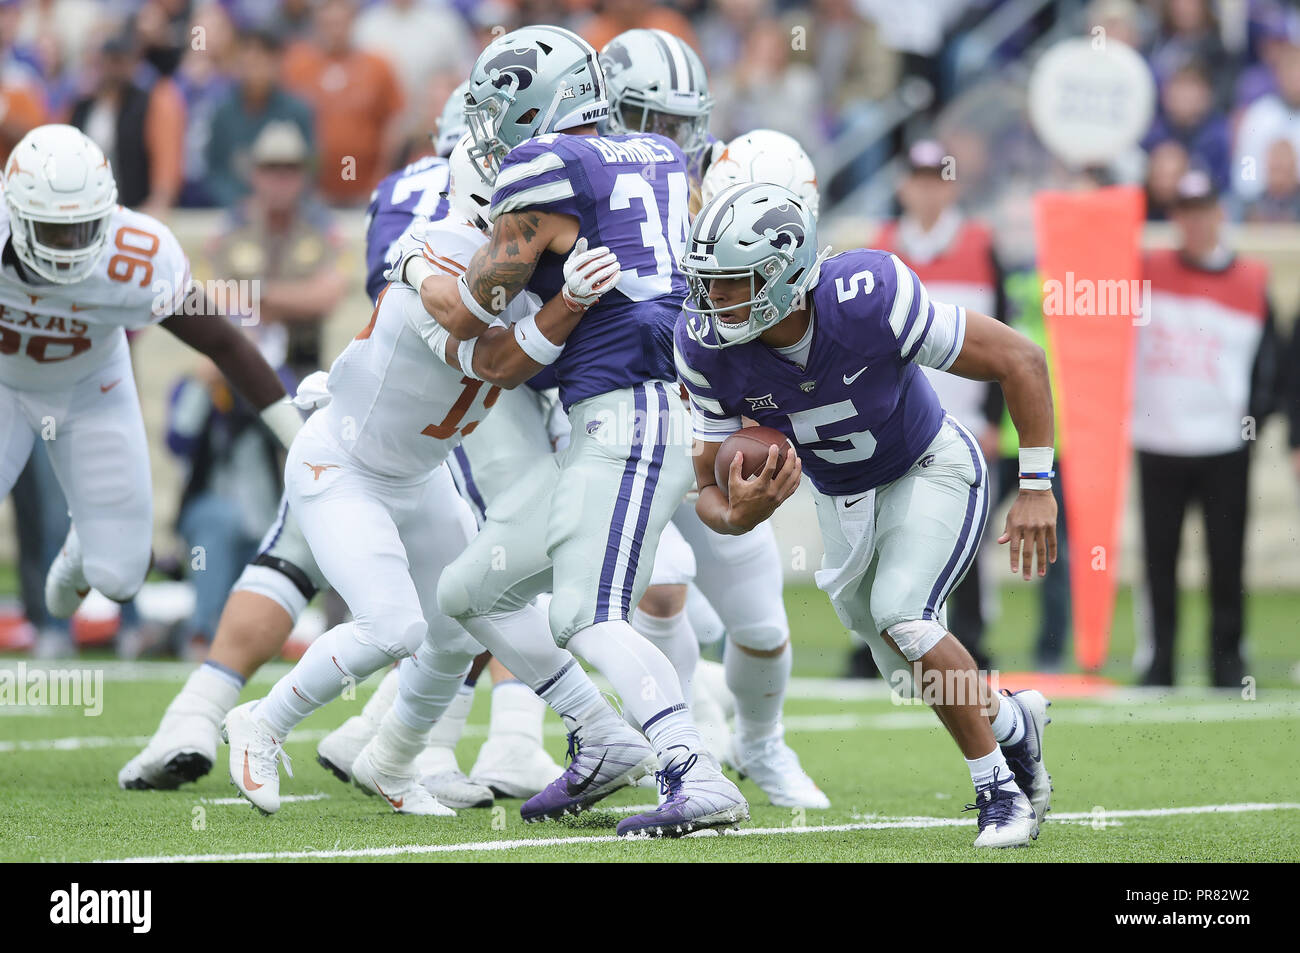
[885,619,947,663]
[233,558,317,622]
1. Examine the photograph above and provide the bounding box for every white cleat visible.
[44,527,90,620]
[730,730,830,809]
[470,735,566,800]
[968,768,1037,848]
[316,715,376,784]
[1000,689,1052,832]
[221,701,292,815]
[415,745,493,809]
[120,710,219,790]
[351,746,456,816]
[616,750,750,838]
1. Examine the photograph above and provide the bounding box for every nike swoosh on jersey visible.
[100,379,122,394]
[565,751,608,797]
[843,366,869,385]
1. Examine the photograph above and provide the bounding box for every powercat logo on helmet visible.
[754,204,806,252]
[601,41,633,76]
[486,48,539,91]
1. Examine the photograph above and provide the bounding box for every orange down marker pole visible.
[1033,186,1144,671]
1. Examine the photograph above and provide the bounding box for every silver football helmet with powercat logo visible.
[600,29,712,161]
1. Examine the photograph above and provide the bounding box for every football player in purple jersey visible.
[676,183,1057,848]
[393,25,750,837]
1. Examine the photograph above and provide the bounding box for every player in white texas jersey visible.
[677,184,1058,848]
[224,190,663,816]
[0,124,300,628]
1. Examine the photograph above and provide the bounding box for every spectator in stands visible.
[1086,0,1142,50]
[1233,40,1300,202]
[1142,60,1231,191]
[204,26,314,209]
[0,0,47,164]
[581,0,700,55]
[205,121,346,380]
[70,30,185,217]
[14,0,102,114]
[175,2,236,207]
[1133,171,1280,687]
[1145,138,1191,220]
[283,0,404,206]
[166,354,287,658]
[1243,137,1300,222]
[710,18,824,152]
[1234,4,1291,110]
[354,0,470,143]
[872,140,1004,670]
[695,0,769,75]
[1147,0,1234,107]
[1289,314,1300,485]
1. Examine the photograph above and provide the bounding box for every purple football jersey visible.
[490,132,690,408]
[364,154,450,302]
[676,248,967,496]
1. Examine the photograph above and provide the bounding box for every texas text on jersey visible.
[0,202,190,392]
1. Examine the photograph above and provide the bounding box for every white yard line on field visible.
[7,700,1300,754]
[200,793,331,806]
[101,802,1300,863]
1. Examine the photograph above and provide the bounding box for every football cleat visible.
[999,689,1052,831]
[730,730,830,809]
[120,709,219,791]
[470,734,566,800]
[350,747,456,816]
[966,768,1037,848]
[44,527,89,620]
[520,720,656,822]
[316,715,375,784]
[616,750,750,838]
[416,745,494,809]
[222,701,292,815]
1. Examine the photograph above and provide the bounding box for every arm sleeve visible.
[674,338,740,441]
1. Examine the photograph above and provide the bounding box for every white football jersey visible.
[320,217,539,479]
[0,203,190,392]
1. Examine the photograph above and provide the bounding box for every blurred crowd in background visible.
[3,0,1299,683]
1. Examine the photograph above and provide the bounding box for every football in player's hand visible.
[715,426,790,494]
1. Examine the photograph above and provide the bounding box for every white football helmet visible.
[447,133,495,233]
[701,130,820,220]
[434,81,471,158]
[5,124,118,284]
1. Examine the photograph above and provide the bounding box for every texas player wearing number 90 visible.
[0,125,300,627]
[676,183,1059,848]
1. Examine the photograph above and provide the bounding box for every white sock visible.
[632,609,700,706]
[966,746,1018,790]
[991,693,1024,745]
[537,659,604,721]
[369,705,430,775]
[255,623,393,737]
[360,667,401,726]
[428,685,474,751]
[456,605,574,687]
[568,620,701,759]
[487,679,546,745]
[172,662,242,725]
[726,636,791,746]
[391,648,474,734]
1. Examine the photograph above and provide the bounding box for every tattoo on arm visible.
[468,211,548,314]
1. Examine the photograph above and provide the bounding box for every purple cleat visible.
[520,719,656,822]
[616,750,749,838]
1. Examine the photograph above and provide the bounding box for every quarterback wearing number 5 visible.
[676,183,1058,848]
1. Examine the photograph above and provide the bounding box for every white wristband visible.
[457,336,483,381]
[1019,446,1055,491]
[457,273,498,326]
[403,253,436,290]
[260,396,304,449]
[512,310,564,365]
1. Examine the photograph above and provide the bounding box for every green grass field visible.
[2,584,1298,862]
